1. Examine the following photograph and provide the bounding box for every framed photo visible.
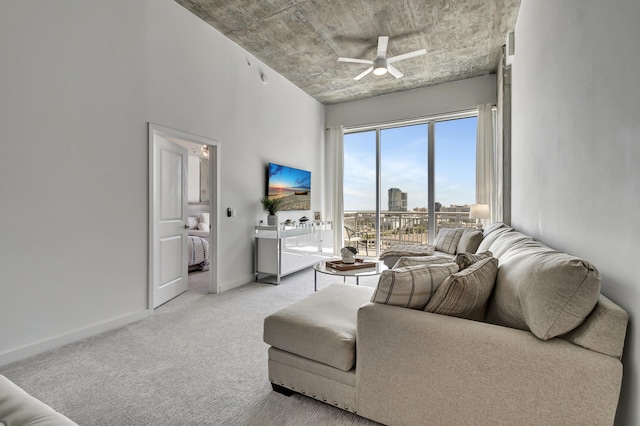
[313,210,321,221]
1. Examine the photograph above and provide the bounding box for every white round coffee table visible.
[313,260,388,291]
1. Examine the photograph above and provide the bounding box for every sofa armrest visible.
[356,303,623,426]
[0,375,77,425]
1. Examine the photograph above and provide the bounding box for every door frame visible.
[148,123,220,310]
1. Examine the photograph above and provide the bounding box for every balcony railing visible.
[343,210,478,256]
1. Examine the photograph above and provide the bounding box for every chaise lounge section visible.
[263,223,628,425]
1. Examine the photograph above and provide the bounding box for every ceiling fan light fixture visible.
[373,58,388,75]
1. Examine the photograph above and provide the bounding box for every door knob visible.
[184,224,189,229]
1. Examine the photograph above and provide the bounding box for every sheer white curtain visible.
[476,103,503,225]
[325,126,344,254]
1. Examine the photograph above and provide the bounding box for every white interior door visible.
[152,135,189,308]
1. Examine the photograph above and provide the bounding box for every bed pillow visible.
[455,251,493,270]
[393,256,452,269]
[371,263,459,310]
[456,229,483,254]
[425,256,498,321]
[199,212,210,225]
[187,216,199,229]
[197,222,209,231]
[434,227,465,255]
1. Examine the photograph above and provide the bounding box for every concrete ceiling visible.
[175,0,521,105]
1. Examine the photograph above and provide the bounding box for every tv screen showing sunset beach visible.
[267,163,311,211]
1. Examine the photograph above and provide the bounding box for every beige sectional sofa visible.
[263,223,628,425]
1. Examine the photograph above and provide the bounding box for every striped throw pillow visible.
[371,263,459,310]
[434,227,465,254]
[425,256,498,321]
[393,256,452,269]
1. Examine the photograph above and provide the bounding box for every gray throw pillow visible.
[434,227,465,255]
[425,256,498,321]
[371,263,459,310]
[455,251,493,270]
[457,229,484,254]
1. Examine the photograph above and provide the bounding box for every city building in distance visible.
[388,188,408,211]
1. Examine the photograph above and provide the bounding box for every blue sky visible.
[343,117,477,210]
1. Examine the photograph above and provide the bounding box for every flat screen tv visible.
[267,162,311,211]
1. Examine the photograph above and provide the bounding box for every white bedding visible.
[188,235,209,270]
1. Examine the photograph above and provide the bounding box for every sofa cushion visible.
[485,233,601,340]
[454,251,493,270]
[560,294,629,359]
[425,256,498,321]
[371,263,459,310]
[456,229,483,254]
[476,226,512,253]
[434,228,465,255]
[485,230,533,258]
[393,255,452,268]
[263,284,373,372]
[482,222,509,237]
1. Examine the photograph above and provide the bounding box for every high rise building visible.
[388,188,408,211]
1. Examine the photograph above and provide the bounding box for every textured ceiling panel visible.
[175,0,521,105]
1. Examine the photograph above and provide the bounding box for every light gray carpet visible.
[0,268,381,425]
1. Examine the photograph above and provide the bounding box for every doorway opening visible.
[148,123,219,309]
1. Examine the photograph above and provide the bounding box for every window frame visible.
[342,109,478,252]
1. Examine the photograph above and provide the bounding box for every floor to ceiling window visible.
[343,112,478,256]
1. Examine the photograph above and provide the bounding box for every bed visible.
[188,235,209,271]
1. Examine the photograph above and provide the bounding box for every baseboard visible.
[0,309,151,368]
[218,274,255,293]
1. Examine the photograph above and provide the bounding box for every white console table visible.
[254,221,333,285]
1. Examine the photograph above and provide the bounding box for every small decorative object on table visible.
[313,210,321,221]
[341,246,357,264]
[299,215,309,223]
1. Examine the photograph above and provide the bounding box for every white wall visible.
[0,0,324,364]
[511,0,640,423]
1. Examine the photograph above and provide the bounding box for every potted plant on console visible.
[260,196,283,226]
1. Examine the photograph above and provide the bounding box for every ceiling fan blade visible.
[354,66,374,80]
[387,63,403,79]
[387,48,427,64]
[338,57,374,65]
[376,36,389,59]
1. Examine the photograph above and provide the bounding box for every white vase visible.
[267,215,278,226]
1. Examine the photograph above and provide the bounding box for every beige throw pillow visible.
[425,257,498,321]
[371,263,459,310]
[434,228,465,255]
[455,251,494,270]
[456,230,483,254]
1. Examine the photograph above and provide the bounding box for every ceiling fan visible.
[338,36,427,80]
